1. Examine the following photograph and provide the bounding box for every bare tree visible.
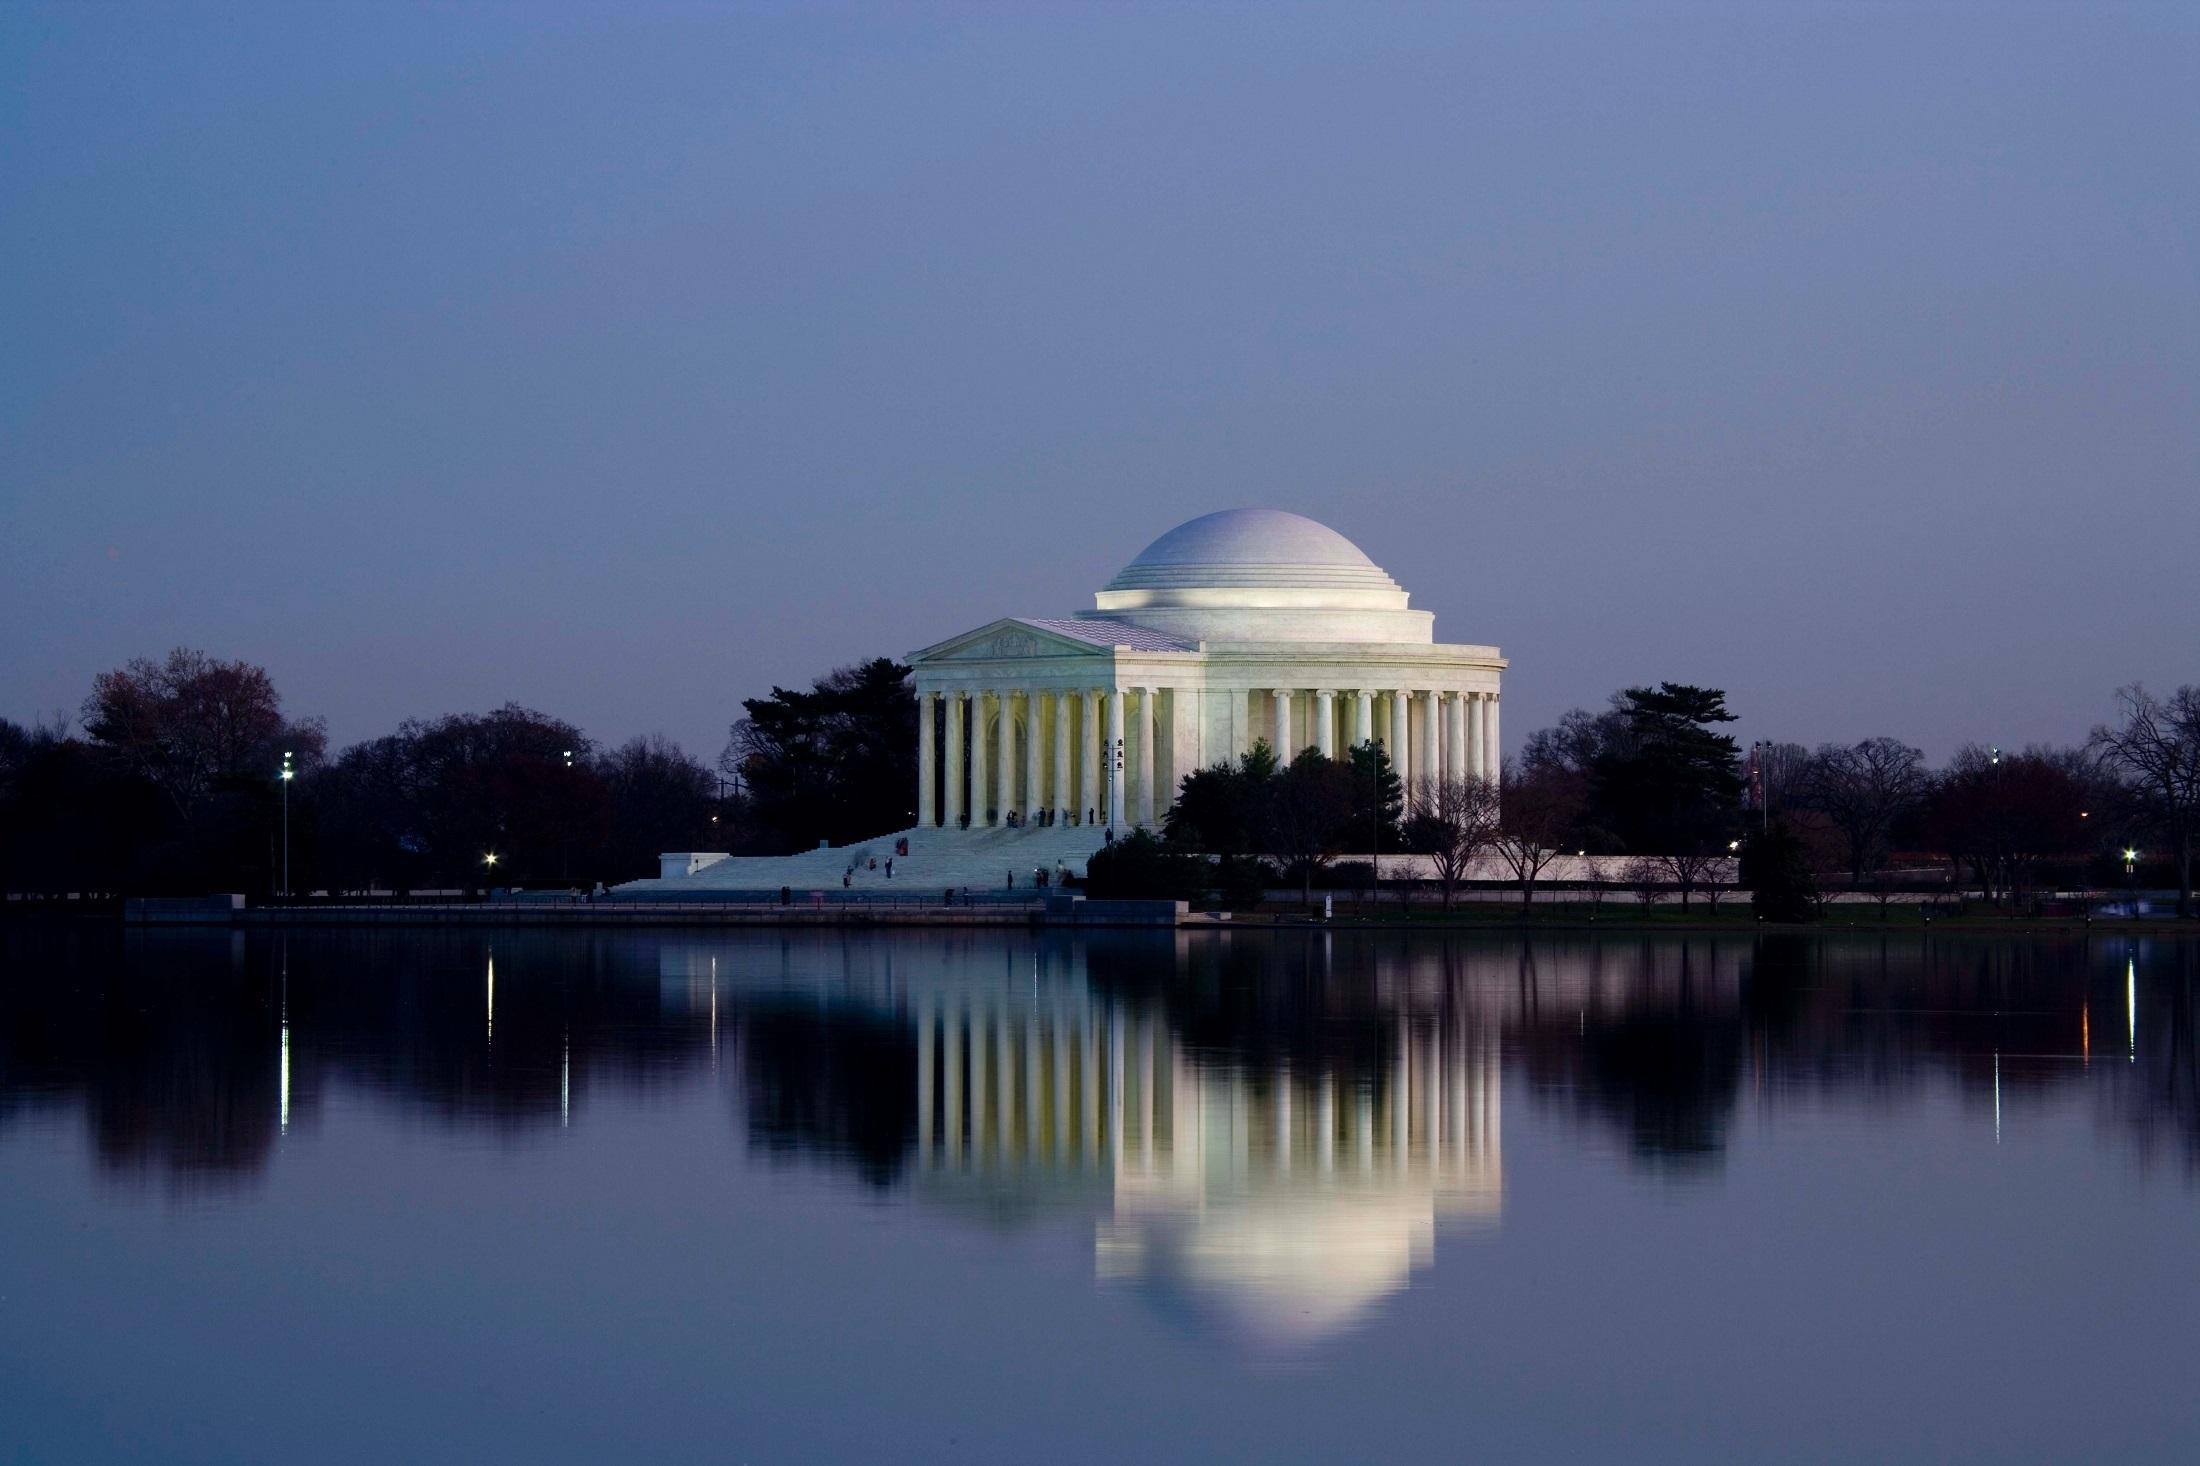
[1923,744,2090,906]
[1798,737,1928,882]
[1749,740,1812,826]
[2093,684,2200,917]
[1656,851,1724,913]
[1402,775,1501,911]
[80,647,324,815]
[1624,856,1664,909]
[1494,760,1582,909]
[1580,853,1612,915]
[1699,853,1734,915]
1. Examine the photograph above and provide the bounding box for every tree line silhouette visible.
[3,647,2191,913]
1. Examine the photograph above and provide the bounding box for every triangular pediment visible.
[907,618,1112,665]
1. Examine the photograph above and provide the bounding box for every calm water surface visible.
[3,925,2196,1464]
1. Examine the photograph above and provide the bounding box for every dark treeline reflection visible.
[2,927,2196,1194]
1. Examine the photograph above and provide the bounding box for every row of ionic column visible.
[916,687,1168,830]
[1261,687,1499,788]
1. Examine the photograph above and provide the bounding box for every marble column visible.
[969,693,990,826]
[995,692,1015,828]
[1467,693,1486,781]
[1053,691,1073,823]
[1272,689,1292,755]
[1354,690,1373,749]
[1315,689,1336,758]
[1421,693,1438,784]
[1080,689,1100,824]
[1136,687,1157,828]
[1420,693,1438,787]
[1391,690,1412,790]
[1428,692,1446,785]
[943,692,965,828]
[1446,692,1466,787]
[918,691,938,827]
[1424,693,1440,786]
[1486,694,1500,779]
[1023,691,1043,821]
[1236,688,1253,760]
[1106,690,1126,827]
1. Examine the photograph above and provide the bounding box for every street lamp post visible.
[1989,746,2004,903]
[279,751,294,898]
[561,749,575,885]
[484,851,499,899]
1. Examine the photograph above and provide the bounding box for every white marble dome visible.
[1088,507,1428,643]
[1105,508,1396,592]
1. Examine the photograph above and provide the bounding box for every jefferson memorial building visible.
[624,507,1504,894]
[906,508,1506,830]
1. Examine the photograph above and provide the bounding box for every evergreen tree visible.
[1344,740,1404,852]
[1083,829,1210,902]
[724,659,916,851]
[1164,741,1279,854]
[1588,683,1744,854]
[1739,821,1820,922]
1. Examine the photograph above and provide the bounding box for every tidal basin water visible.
[3,927,2197,1464]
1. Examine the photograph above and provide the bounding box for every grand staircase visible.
[611,822,1114,898]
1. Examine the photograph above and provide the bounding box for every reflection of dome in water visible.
[1099,1191,1458,1350]
[1094,1019,1504,1351]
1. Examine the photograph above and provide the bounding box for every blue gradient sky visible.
[4,2,2194,764]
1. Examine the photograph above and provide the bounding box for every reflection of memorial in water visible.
[7,926,2195,1207]
[905,959,1502,1349]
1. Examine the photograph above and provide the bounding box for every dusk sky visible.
[5,2,2194,766]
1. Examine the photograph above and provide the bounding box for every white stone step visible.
[614,823,1117,896]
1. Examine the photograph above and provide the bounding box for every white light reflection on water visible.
[278,940,290,1136]
[2128,956,2137,1062]
[278,1020,289,1136]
